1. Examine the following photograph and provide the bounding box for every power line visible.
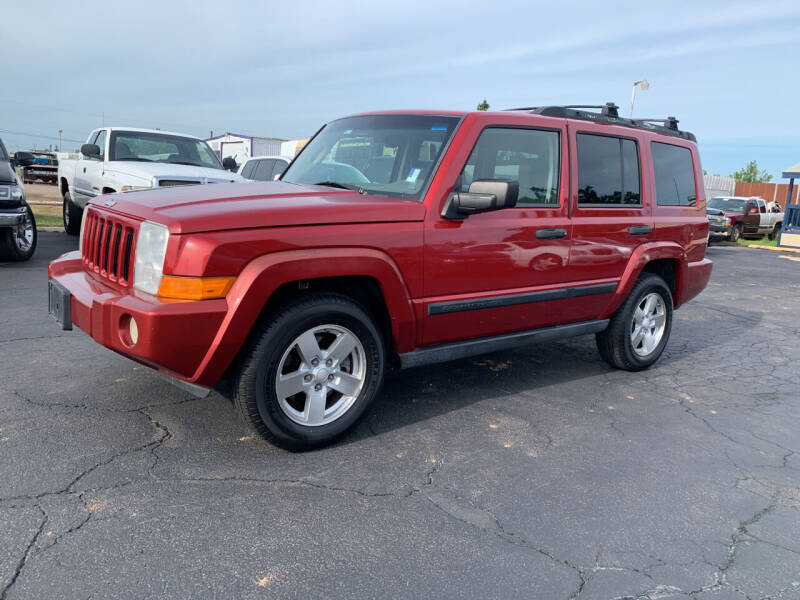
[0,128,84,144]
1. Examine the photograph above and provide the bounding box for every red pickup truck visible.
[49,103,711,449]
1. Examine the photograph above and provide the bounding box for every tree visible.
[732,160,773,183]
[476,99,490,111]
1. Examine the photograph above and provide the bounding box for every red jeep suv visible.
[48,103,711,449]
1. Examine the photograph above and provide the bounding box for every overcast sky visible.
[1,0,798,179]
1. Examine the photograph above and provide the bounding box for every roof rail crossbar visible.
[503,102,692,141]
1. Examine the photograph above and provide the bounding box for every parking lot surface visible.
[2,234,799,599]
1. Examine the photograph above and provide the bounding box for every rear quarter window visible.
[651,142,697,206]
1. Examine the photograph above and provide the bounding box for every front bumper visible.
[708,224,731,238]
[48,251,229,384]
[0,207,25,227]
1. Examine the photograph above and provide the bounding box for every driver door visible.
[422,121,583,346]
[75,129,106,202]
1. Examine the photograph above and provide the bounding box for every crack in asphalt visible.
[1,503,46,599]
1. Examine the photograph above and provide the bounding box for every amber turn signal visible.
[157,275,236,300]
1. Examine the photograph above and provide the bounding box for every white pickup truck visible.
[58,127,244,234]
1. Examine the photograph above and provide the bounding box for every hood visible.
[706,208,725,217]
[105,161,244,184]
[94,181,427,234]
[0,159,16,185]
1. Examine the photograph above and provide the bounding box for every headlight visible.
[121,185,151,192]
[10,184,23,201]
[78,208,89,256]
[133,221,170,295]
[725,218,732,226]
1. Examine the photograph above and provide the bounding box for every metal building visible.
[205,133,286,165]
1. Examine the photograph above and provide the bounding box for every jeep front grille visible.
[82,210,137,286]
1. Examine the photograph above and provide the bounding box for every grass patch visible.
[738,235,777,247]
[31,204,62,228]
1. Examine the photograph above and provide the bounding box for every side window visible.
[94,130,107,160]
[271,159,289,179]
[241,160,256,179]
[651,142,697,206]
[577,134,641,205]
[459,127,560,206]
[758,200,766,214]
[252,159,275,181]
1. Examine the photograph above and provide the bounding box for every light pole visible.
[58,129,62,152]
[629,79,650,117]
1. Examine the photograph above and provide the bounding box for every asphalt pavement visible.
[2,233,799,599]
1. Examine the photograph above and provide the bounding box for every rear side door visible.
[423,119,582,346]
[756,198,770,232]
[567,126,652,289]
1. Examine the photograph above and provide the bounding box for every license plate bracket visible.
[48,279,73,330]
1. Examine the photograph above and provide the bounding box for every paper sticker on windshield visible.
[431,124,448,131]
[406,168,421,183]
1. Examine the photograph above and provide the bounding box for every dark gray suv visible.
[0,138,37,261]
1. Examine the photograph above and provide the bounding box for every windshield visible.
[109,131,223,169]
[708,197,747,211]
[281,114,461,200]
[0,139,8,162]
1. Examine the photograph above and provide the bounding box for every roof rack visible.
[504,102,695,142]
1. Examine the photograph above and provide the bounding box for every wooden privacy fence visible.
[733,182,800,207]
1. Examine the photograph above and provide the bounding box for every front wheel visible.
[0,202,37,262]
[234,293,385,450]
[729,224,742,242]
[596,274,673,371]
[63,191,82,236]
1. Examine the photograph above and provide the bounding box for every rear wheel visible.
[768,223,782,241]
[63,190,82,236]
[0,202,37,262]
[234,293,385,450]
[596,274,673,371]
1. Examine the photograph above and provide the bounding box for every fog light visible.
[120,314,139,347]
[129,317,139,345]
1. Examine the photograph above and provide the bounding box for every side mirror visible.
[442,179,519,219]
[273,173,281,181]
[81,144,101,158]
[222,156,237,171]
[13,151,35,167]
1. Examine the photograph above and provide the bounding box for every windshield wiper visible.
[312,181,366,194]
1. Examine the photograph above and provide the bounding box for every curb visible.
[745,244,800,254]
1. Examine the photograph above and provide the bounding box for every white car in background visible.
[238,155,292,181]
[58,127,244,234]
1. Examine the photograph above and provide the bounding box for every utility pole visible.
[58,129,63,152]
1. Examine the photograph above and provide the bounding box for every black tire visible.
[729,223,742,242]
[0,202,37,262]
[596,274,673,372]
[768,223,781,241]
[234,293,385,450]
[63,190,82,236]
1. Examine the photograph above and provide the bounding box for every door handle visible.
[535,228,568,239]
[628,225,652,235]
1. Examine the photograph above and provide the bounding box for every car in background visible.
[20,151,58,185]
[238,155,291,181]
[707,196,783,242]
[0,139,37,261]
[58,127,245,235]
